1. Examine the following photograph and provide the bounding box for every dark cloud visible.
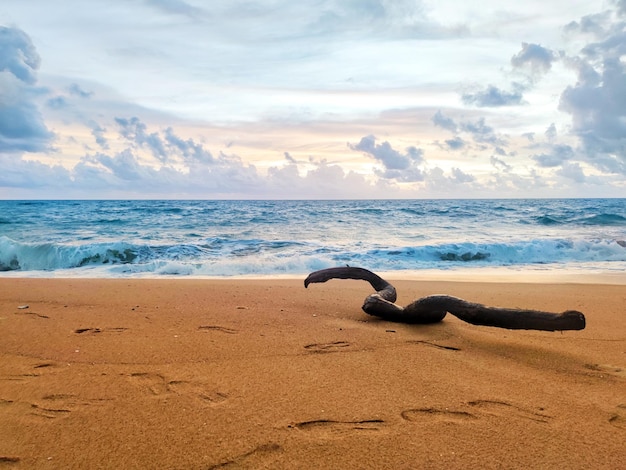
[163,127,214,163]
[544,123,557,141]
[70,125,263,196]
[559,3,626,174]
[94,149,147,181]
[0,153,71,188]
[46,96,68,109]
[431,110,457,132]
[349,134,425,181]
[115,117,168,161]
[490,155,512,172]
[450,167,474,183]
[511,42,556,75]
[433,111,505,149]
[68,83,93,98]
[557,162,586,182]
[89,121,109,150]
[531,144,574,168]
[0,26,40,83]
[0,98,53,153]
[460,117,504,146]
[0,26,53,153]
[461,84,524,107]
[445,136,465,150]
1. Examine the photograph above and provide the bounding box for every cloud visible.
[557,162,586,182]
[445,136,465,150]
[163,127,214,164]
[544,123,557,141]
[144,0,205,19]
[115,117,168,162]
[432,110,457,132]
[432,111,507,151]
[0,25,40,84]
[450,167,475,183]
[459,117,504,146]
[511,42,557,76]
[461,84,524,107]
[267,158,386,199]
[68,83,94,98]
[349,134,425,181]
[46,96,68,109]
[0,153,71,188]
[531,144,574,168]
[89,121,109,149]
[0,26,53,153]
[490,155,512,172]
[559,3,626,174]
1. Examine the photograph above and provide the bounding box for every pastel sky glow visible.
[1,0,625,199]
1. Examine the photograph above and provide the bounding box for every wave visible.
[535,215,562,225]
[578,213,626,226]
[532,212,626,227]
[2,235,625,276]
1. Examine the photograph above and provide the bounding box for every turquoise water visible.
[0,199,625,277]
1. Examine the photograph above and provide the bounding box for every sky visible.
[1,0,625,199]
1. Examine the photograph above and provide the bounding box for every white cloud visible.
[1,1,625,198]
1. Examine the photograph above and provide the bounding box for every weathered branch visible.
[304,267,586,331]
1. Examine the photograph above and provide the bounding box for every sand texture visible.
[1,278,625,469]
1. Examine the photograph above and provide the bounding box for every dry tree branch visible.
[304,267,585,331]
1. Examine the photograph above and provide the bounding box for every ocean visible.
[0,199,625,278]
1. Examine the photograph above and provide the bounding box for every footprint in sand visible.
[289,419,386,438]
[467,399,552,423]
[584,363,626,379]
[207,443,282,469]
[609,404,626,430]
[406,340,461,351]
[27,393,110,420]
[168,380,229,406]
[198,325,238,334]
[402,400,552,425]
[1,362,59,382]
[29,403,72,419]
[74,327,128,334]
[303,341,352,353]
[128,373,228,405]
[401,408,476,424]
[128,372,170,395]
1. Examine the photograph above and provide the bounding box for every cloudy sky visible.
[1,0,625,199]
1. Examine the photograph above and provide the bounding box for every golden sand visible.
[1,278,625,469]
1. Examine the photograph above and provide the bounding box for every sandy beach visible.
[1,277,624,469]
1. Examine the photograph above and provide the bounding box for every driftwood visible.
[304,267,586,331]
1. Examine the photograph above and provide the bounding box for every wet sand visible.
[1,277,625,469]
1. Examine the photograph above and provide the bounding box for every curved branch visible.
[304,266,397,303]
[304,267,585,331]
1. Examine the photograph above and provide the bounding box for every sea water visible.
[0,199,625,278]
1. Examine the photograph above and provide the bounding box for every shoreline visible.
[1,266,625,284]
[1,277,624,468]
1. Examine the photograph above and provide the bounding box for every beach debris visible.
[304,266,586,331]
